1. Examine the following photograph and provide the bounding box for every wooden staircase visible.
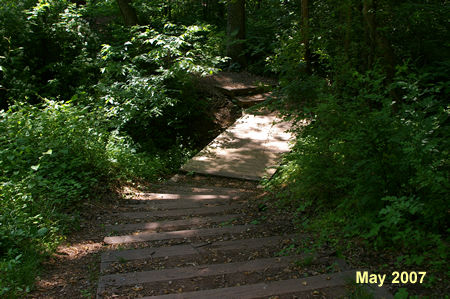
[96,182,392,298]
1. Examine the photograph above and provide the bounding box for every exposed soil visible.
[190,74,243,150]
[28,195,119,298]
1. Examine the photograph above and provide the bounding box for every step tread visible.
[215,85,263,96]
[125,199,243,210]
[235,93,271,103]
[97,255,299,291]
[132,185,256,196]
[127,192,241,201]
[141,270,357,299]
[101,234,295,263]
[235,92,272,108]
[117,204,243,219]
[103,224,255,244]
[105,214,240,233]
[180,112,292,181]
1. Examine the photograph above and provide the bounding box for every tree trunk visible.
[362,0,396,78]
[343,0,351,60]
[301,0,311,74]
[202,0,208,20]
[117,0,138,26]
[362,0,376,69]
[165,0,172,20]
[226,0,246,67]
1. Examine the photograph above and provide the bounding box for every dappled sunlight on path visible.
[181,111,293,181]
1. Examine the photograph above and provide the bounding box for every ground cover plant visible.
[0,101,168,295]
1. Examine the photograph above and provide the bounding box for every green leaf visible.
[394,288,409,299]
[31,164,40,171]
[37,227,48,237]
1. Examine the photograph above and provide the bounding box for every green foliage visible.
[267,65,449,274]
[1,0,447,296]
[246,0,297,74]
[0,101,168,296]
[89,23,225,150]
[0,0,99,105]
[394,288,410,299]
[263,1,449,287]
[0,2,226,296]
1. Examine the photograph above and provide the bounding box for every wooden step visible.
[125,199,242,211]
[97,255,299,296]
[215,84,266,97]
[140,270,357,299]
[127,192,240,202]
[180,112,292,181]
[105,214,240,233]
[200,71,276,98]
[129,185,255,197]
[103,224,255,244]
[235,92,271,108]
[101,235,296,272]
[116,204,243,220]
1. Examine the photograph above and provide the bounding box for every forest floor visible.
[26,72,443,298]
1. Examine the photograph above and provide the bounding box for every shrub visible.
[0,100,165,296]
[267,65,449,261]
[0,0,99,106]
[88,23,225,150]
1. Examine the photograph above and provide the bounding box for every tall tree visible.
[301,0,311,74]
[362,0,396,79]
[226,0,246,67]
[164,0,172,20]
[362,0,376,69]
[117,0,138,26]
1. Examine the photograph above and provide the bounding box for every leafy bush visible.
[0,101,167,296]
[0,0,99,106]
[267,65,449,265]
[0,4,226,295]
[87,23,225,149]
[262,2,449,283]
[246,0,298,74]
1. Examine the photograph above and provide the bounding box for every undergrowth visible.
[264,65,449,294]
[0,1,225,297]
[0,101,171,296]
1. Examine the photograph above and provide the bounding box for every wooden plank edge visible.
[96,255,299,298]
[141,270,358,299]
[105,214,241,233]
[103,224,255,245]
